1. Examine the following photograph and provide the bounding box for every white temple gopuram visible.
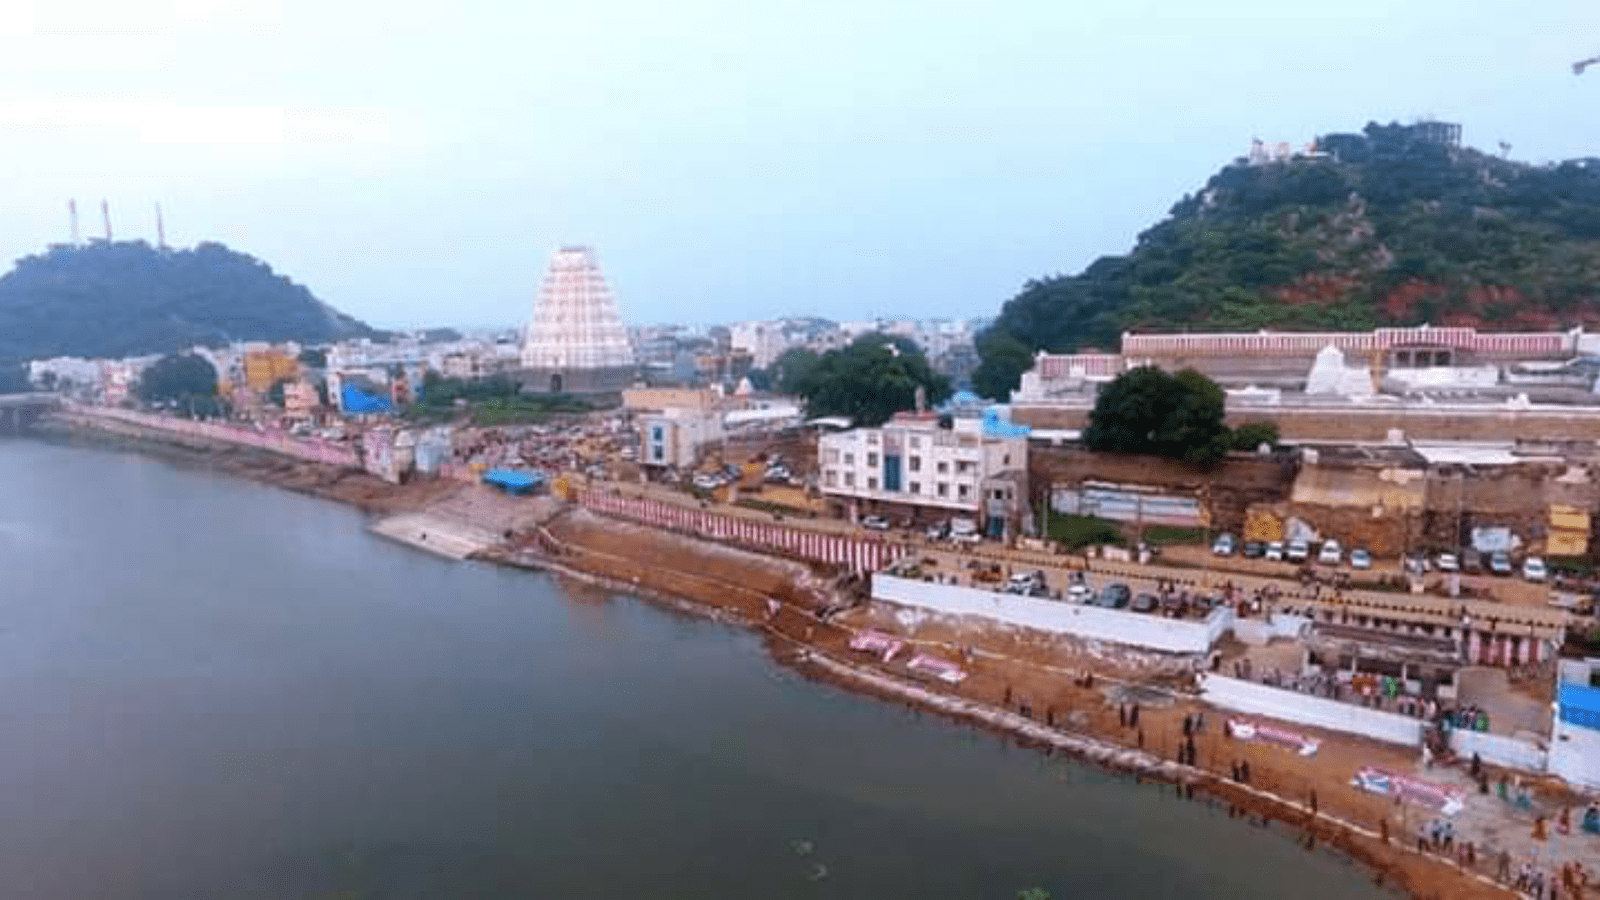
[519,246,636,393]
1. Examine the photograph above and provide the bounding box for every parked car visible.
[925,522,948,541]
[1404,553,1429,575]
[1462,549,1483,573]
[1435,552,1460,573]
[1349,548,1373,570]
[1523,556,1548,582]
[1067,583,1093,603]
[1096,582,1132,609]
[1211,533,1236,556]
[1131,593,1160,613]
[1489,551,1513,576]
[1265,541,1285,561]
[1286,540,1309,563]
[861,515,891,531]
[1317,540,1342,565]
[1007,570,1046,594]
[1242,540,1266,559]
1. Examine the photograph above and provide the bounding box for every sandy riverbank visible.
[36,415,1576,899]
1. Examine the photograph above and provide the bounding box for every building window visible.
[653,446,664,462]
[867,477,878,490]
[957,461,975,474]
[844,472,855,487]
[909,456,921,472]
[937,483,949,497]
[867,432,880,445]
[845,453,854,465]
[909,481,921,494]
[867,452,878,467]
[958,484,970,499]
[936,461,949,474]
[825,449,840,464]
[1003,453,1011,466]
[651,426,664,441]
[993,489,1004,500]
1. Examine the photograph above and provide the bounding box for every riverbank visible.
[32,416,1561,899]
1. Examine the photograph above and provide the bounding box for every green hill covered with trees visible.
[974,121,1600,398]
[0,240,381,364]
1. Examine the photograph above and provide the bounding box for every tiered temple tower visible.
[519,245,636,393]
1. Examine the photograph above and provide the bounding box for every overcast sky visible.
[2,0,1594,329]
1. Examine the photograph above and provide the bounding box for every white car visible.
[1265,541,1285,561]
[1286,540,1309,563]
[1349,548,1373,570]
[1211,533,1236,556]
[1317,540,1342,565]
[1435,552,1460,573]
[1067,583,1093,603]
[861,515,891,531]
[1523,556,1548,582]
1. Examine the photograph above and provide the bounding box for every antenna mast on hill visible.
[68,200,79,244]
[156,203,166,249]
[101,200,111,241]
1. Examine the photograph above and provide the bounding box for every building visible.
[242,346,300,396]
[1550,659,1600,789]
[519,245,636,394]
[729,321,791,370]
[819,413,1029,536]
[282,381,321,418]
[639,408,726,470]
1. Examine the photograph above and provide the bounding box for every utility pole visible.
[68,200,79,244]
[101,200,111,241]
[155,203,166,249]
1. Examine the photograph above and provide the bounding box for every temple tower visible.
[519,245,636,393]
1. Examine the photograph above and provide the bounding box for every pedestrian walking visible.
[1131,703,1141,728]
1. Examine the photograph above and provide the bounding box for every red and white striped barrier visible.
[577,490,901,574]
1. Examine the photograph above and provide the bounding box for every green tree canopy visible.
[1230,420,1280,452]
[971,329,1035,401]
[792,333,951,426]
[769,346,821,396]
[1083,366,1231,466]
[137,353,219,405]
[297,347,328,368]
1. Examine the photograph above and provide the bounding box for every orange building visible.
[243,349,300,395]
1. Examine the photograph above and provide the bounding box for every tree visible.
[0,359,29,394]
[1231,420,1280,452]
[1083,366,1231,466]
[267,378,292,408]
[971,329,1034,400]
[769,347,821,396]
[137,352,219,406]
[792,333,951,426]
[297,347,327,368]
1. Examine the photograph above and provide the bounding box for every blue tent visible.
[482,469,545,496]
[341,383,391,414]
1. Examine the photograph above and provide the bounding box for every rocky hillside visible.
[0,239,382,363]
[975,121,1600,397]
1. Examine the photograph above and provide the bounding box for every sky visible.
[1,0,1595,330]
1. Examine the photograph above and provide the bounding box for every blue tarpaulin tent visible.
[482,469,545,496]
[341,384,391,414]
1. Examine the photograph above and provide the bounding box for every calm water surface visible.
[0,439,1393,899]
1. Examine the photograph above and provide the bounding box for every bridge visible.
[0,393,62,434]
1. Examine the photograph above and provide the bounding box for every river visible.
[0,439,1395,899]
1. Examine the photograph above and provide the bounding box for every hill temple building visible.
[520,246,637,394]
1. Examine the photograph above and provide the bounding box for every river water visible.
[0,440,1394,900]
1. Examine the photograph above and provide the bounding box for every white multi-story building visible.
[818,413,1029,536]
[639,407,725,470]
[728,321,792,371]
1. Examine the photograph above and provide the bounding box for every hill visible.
[0,240,382,364]
[974,121,1600,397]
